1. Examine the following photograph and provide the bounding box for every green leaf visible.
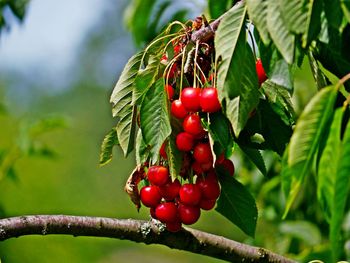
[208,112,233,152]
[317,108,343,222]
[216,167,258,237]
[279,220,322,246]
[246,0,270,44]
[266,0,295,64]
[110,51,143,117]
[280,0,308,34]
[133,55,161,105]
[208,0,230,19]
[342,0,350,23]
[8,0,29,21]
[324,0,344,29]
[116,106,137,157]
[215,1,247,99]
[167,134,183,180]
[125,0,157,46]
[140,79,172,164]
[330,115,350,261]
[238,145,267,176]
[281,145,292,198]
[302,0,322,48]
[308,51,329,90]
[135,129,149,167]
[283,86,337,217]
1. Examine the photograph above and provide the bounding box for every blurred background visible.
[0,0,334,262]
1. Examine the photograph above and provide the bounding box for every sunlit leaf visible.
[283,86,337,217]
[135,129,149,167]
[266,0,295,64]
[317,108,343,222]
[246,0,270,44]
[279,220,322,246]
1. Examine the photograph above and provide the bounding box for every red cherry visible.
[193,143,213,163]
[196,175,221,200]
[179,183,202,205]
[176,132,194,151]
[199,199,216,210]
[140,186,161,207]
[173,45,181,55]
[181,88,201,112]
[192,161,213,175]
[147,166,169,186]
[166,220,182,232]
[221,159,235,176]
[159,179,181,201]
[168,63,177,79]
[178,204,201,225]
[171,100,188,119]
[155,202,178,223]
[150,207,157,219]
[256,59,267,85]
[200,87,221,113]
[183,114,204,135]
[215,153,225,165]
[165,84,174,100]
[160,142,167,159]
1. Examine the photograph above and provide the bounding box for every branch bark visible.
[0,215,296,263]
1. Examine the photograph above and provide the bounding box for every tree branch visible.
[0,215,296,263]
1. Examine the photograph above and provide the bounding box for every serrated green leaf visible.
[133,55,161,105]
[317,108,343,222]
[140,79,172,164]
[246,0,270,44]
[215,1,247,99]
[330,115,350,261]
[239,145,267,176]
[280,0,308,34]
[208,0,230,19]
[135,129,149,167]
[216,167,258,237]
[266,1,295,64]
[281,145,292,198]
[283,86,337,217]
[110,51,143,117]
[116,106,137,157]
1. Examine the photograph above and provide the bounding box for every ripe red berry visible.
[160,142,167,159]
[256,59,267,85]
[192,161,212,175]
[171,99,188,119]
[200,87,221,113]
[166,220,182,232]
[183,114,204,135]
[193,143,213,164]
[168,63,177,79]
[221,159,235,177]
[199,198,216,210]
[176,132,194,151]
[159,179,181,201]
[179,183,202,205]
[150,207,157,219]
[155,202,178,223]
[196,175,221,200]
[178,204,201,225]
[147,166,169,186]
[140,186,161,207]
[165,84,174,100]
[181,87,201,112]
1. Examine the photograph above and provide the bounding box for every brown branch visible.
[191,18,221,43]
[0,215,296,263]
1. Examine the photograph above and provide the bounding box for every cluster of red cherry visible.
[139,81,236,232]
